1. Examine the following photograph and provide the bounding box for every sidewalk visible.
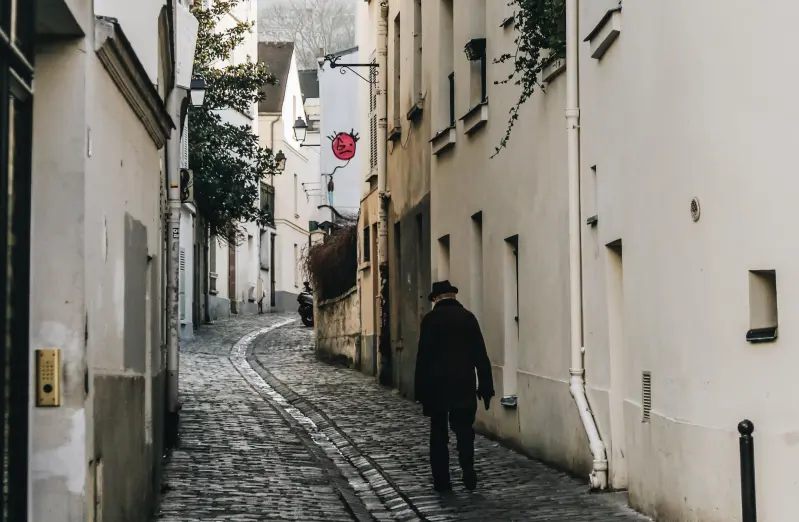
[155,314,651,521]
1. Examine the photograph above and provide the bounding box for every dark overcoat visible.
[414,299,494,415]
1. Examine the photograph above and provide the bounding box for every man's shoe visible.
[462,470,477,491]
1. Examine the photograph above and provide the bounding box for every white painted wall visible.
[204,0,262,316]
[30,0,172,517]
[578,3,799,521]
[94,0,165,82]
[258,49,321,311]
[359,1,799,521]
[318,48,362,221]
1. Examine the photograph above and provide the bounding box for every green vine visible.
[493,0,566,157]
[190,0,279,242]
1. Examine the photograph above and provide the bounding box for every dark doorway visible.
[1,0,36,519]
[228,243,237,313]
[270,233,276,308]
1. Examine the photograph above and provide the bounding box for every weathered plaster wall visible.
[382,0,433,396]
[315,287,361,366]
[30,38,89,522]
[30,7,169,519]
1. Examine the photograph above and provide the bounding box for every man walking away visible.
[414,280,494,492]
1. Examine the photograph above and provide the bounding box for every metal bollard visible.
[738,420,757,522]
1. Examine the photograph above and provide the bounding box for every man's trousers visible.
[428,402,477,485]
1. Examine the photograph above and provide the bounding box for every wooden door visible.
[229,243,237,313]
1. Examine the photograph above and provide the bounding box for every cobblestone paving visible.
[156,314,652,521]
[249,322,652,522]
[156,315,368,521]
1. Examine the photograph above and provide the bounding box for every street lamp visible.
[275,150,287,172]
[292,117,320,147]
[293,117,307,142]
[190,76,207,108]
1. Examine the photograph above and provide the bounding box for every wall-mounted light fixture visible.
[274,150,287,172]
[292,117,320,147]
[190,76,207,108]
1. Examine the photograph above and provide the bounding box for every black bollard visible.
[738,420,757,522]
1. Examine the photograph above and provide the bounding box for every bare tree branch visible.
[258,0,356,69]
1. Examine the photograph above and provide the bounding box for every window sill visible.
[460,101,489,136]
[209,290,219,296]
[500,14,515,29]
[542,56,566,84]
[366,169,378,183]
[746,327,778,343]
[406,101,424,122]
[359,261,372,272]
[430,126,457,156]
[388,125,402,142]
[584,6,622,60]
[209,272,218,280]
[500,396,518,409]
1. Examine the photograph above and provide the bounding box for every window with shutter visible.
[180,114,189,169]
[368,55,378,174]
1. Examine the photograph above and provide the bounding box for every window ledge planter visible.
[584,6,622,60]
[430,126,456,156]
[460,101,489,136]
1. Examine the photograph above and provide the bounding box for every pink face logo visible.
[329,130,359,161]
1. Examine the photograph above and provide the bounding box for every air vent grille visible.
[642,371,652,423]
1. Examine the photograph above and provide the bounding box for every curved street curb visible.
[228,319,387,522]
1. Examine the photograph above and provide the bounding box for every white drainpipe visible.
[565,0,608,490]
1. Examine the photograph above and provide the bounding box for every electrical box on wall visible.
[36,349,61,407]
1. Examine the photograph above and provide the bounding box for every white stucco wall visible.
[318,49,362,220]
[30,1,171,517]
[360,1,799,521]
[202,0,262,316]
[94,0,165,82]
[258,49,321,311]
[578,3,799,521]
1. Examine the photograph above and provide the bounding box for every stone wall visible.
[315,286,361,367]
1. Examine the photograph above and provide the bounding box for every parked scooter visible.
[297,281,314,327]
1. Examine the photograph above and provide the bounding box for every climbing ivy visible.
[190,0,279,242]
[493,0,566,157]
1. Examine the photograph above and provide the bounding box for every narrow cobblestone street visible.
[155,315,651,521]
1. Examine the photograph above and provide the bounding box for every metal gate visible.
[1,0,35,520]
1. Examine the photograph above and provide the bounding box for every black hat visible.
[428,280,459,302]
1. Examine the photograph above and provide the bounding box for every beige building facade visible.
[357,0,433,387]
[27,0,191,519]
[358,1,799,521]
